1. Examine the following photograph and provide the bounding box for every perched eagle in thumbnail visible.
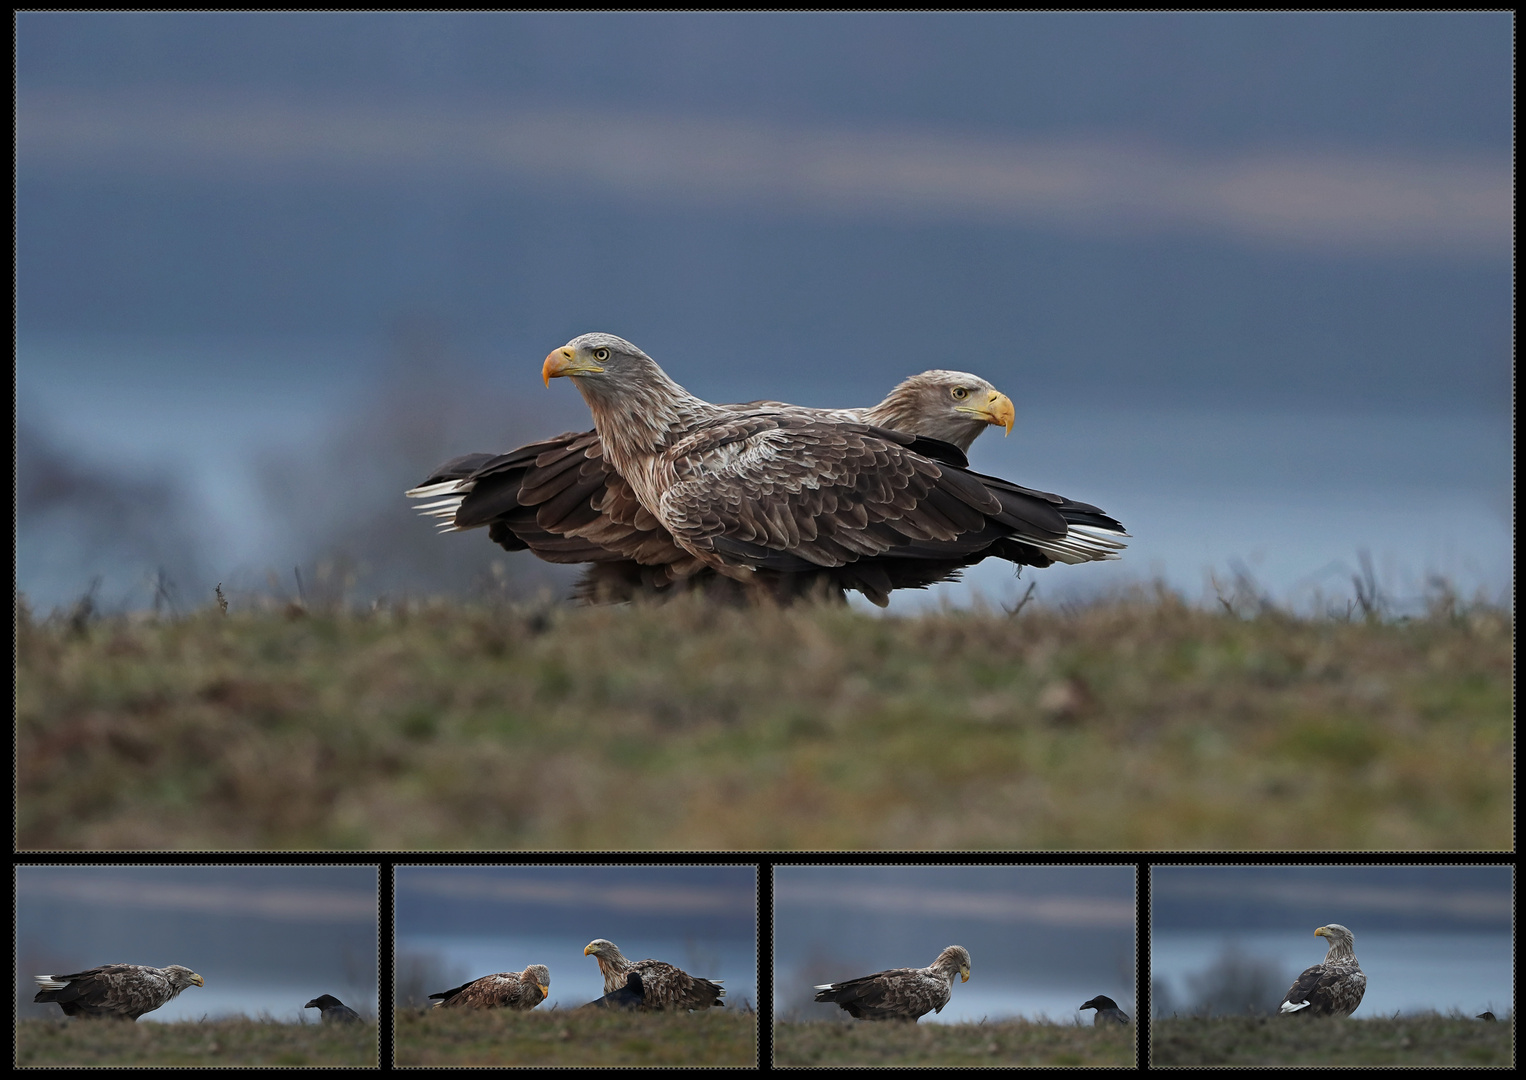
[1278,924,1366,1018]
[409,336,1126,605]
[1079,995,1129,1025]
[813,945,971,1021]
[582,971,645,1010]
[305,994,362,1023]
[583,939,725,1010]
[33,964,204,1020]
[429,965,550,1010]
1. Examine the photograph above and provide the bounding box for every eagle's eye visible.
[593,347,611,362]
[951,387,969,400]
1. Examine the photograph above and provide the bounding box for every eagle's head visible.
[164,965,204,990]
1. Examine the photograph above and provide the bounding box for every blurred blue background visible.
[394,865,756,1012]
[16,866,378,1022]
[1150,866,1513,1018]
[774,865,1135,1023]
[17,12,1511,613]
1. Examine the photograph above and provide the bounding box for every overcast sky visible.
[775,865,1135,1023]
[16,13,1510,611]
[16,866,379,1022]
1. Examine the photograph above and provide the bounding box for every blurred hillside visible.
[16,13,1512,611]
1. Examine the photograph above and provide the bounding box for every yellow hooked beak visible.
[584,944,597,956]
[959,966,971,983]
[957,389,1015,435]
[190,973,205,987]
[1315,927,1328,938]
[539,983,549,999]
[543,346,604,387]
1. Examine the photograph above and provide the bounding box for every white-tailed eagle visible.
[429,965,550,1010]
[814,945,971,1021]
[583,938,725,1010]
[33,964,204,1020]
[408,368,1030,604]
[1278,924,1365,1018]
[485,334,1125,605]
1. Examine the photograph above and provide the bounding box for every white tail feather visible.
[1279,1000,1310,1014]
[34,976,68,990]
[1029,524,1131,565]
[404,479,475,499]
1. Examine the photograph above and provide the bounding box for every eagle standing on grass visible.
[581,972,646,1010]
[429,965,551,1010]
[33,964,204,1020]
[408,367,1026,603]
[1278,924,1366,1018]
[583,939,725,1010]
[305,994,363,1023]
[1080,995,1130,1025]
[814,945,972,1021]
[496,334,1125,605]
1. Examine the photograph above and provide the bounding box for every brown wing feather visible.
[628,959,725,1010]
[660,416,1024,571]
[439,430,688,566]
[813,966,947,1021]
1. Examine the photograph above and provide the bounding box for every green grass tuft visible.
[17,592,1511,850]
[15,1016,376,1067]
[394,1006,756,1066]
[1151,1013,1513,1066]
[773,1018,1134,1066]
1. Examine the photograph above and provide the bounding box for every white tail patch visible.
[813,984,836,991]
[34,976,68,990]
[1279,1000,1310,1014]
[1030,524,1131,565]
[406,480,478,530]
[404,479,475,500]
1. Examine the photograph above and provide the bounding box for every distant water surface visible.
[1150,931,1512,1017]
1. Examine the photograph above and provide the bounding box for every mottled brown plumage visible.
[33,964,204,1020]
[418,334,1122,603]
[429,965,550,1011]
[814,945,971,1022]
[583,939,725,1010]
[1278,925,1365,1018]
[407,369,1019,603]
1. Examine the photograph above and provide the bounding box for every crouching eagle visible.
[34,964,204,1020]
[429,965,550,1010]
[814,945,971,1021]
[1279,924,1366,1017]
[583,939,724,1010]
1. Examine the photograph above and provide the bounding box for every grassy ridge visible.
[17,592,1511,850]
[394,1006,756,1066]
[15,1017,377,1067]
[773,1019,1135,1066]
[1150,1014,1512,1066]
